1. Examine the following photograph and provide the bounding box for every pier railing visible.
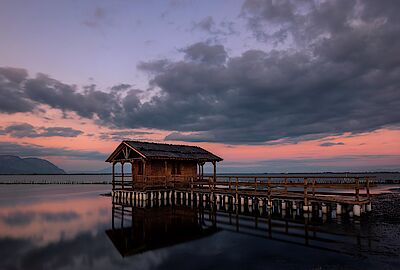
[113,174,374,205]
[189,175,373,205]
[113,175,197,190]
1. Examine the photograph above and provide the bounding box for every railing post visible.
[267,177,271,203]
[303,177,308,209]
[366,177,370,200]
[235,177,238,204]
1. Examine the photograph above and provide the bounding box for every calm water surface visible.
[0,185,399,270]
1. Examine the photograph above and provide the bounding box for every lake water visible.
[0,184,399,270]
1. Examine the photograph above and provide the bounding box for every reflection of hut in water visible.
[105,141,223,191]
[106,204,218,257]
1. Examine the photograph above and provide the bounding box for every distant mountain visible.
[0,155,65,174]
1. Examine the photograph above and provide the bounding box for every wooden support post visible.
[235,177,239,204]
[143,160,146,190]
[212,161,216,193]
[366,177,370,200]
[131,161,134,190]
[213,161,216,183]
[267,177,271,202]
[112,162,115,191]
[303,178,308,211]
[164,161,168,188]
[121,161,125,190]
[254,177,257,197]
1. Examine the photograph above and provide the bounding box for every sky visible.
[0,0,399,173]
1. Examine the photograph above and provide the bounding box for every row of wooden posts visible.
[111,176,373,217]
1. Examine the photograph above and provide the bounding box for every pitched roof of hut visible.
[105,140,223,162]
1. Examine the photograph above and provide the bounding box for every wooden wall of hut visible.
[130,160,197,179]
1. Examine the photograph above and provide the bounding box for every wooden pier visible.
[112,175,374,217]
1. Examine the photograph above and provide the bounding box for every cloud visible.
[0,123,83,138]
[0,142,106,160]
[319,142,345,147]
[98,130,154,141]
[0,67,35,113]
[164,131,216,143]
[241,0,400,48]
[181,42,227,65]
[192,16,237,37]
[193,16,215,33]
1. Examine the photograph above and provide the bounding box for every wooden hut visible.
[105,140,223,191]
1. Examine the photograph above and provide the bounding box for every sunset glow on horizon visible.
[1,0,399,172]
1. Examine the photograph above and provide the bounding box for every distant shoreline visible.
[0,182,111,185]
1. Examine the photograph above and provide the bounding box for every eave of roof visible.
[105,140,223,162]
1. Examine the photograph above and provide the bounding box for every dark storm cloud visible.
[181,42,227,64]
[0,123,83,138]
[0,1,399,144]
[0,67,35,113]
[137,59,171,74]
[17,73,129,124]
[0,142,106,160]
[320,142,345,147]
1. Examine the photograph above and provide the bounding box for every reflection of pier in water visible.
[106,197,377,258]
